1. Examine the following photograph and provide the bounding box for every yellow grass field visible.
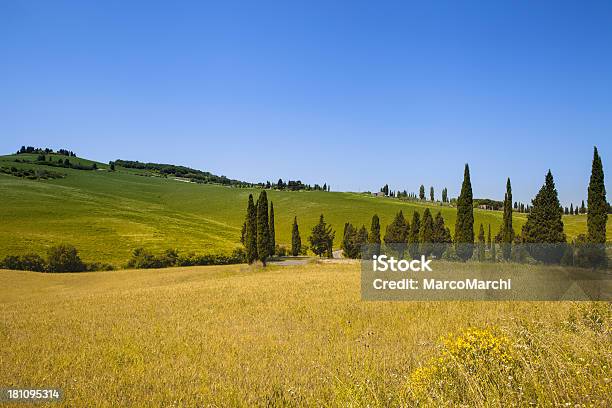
[1,261,610,407]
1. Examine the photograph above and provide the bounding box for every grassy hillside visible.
[1,261,609,406]
[0,153,607,266]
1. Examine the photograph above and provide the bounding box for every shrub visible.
[127,247,163,269]
[85,262,115,271]
[0,254,46,272]
[130,248,245,269]
[47,244,86,272]
[407,327,518,405]
[275,245,287,257]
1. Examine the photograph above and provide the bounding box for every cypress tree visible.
[419,185,425,200]
[245,194,258,264]
[501,178,514,260]
[268,202,276,256]
[291,216,301,256]
[431,211,452,259]
[341,223,358,258]
[570,203,573,215]
[580,200,586,214]
[308,214,335,257]
[408,211,421,258]
[478,223,485,261]
[454,164,474,261]
[383,211,409,257]
[521,170,566,263]
[420,208,434,256]
[369,214,381,256]
[240,221,247,246]
[586,146,607,266]
[256,191,271,265]
[430,186,434,201]
[356,225,369,258]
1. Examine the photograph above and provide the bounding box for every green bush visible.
[126,247,163,269]
[85,262,115,271]
[0,254,46,272]
[47,244,86,272]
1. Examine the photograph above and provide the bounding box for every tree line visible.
[114,160,254,187]
[245,146,607,268]
[379,184,450,203]
[262,179,330,191]
[454,147,608,267]
[17,146,76,157]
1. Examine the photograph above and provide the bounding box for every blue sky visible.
[1,1,610,206]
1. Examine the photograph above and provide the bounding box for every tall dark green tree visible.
[408,211,421,258]
[454,164,474,261]
[256,191,271,265]
[356,225,369,258]
[420,208,434,256]
[586,146,607,267]
[431,211,452,258]
[501,178,515,260]
[369,214,381,256]
[291,216,301,256]
[570,203,574,215]
[268,202,276,256]
[430,186,434,201]
[309,214,335,257]
[342,223,358,258]
[521,170,566,263]
[419,185,425,200]
[383,211,409,257]
[240,221,247,246]
[245,194,258,264]
[477,223,485,261]
[580,200,586,214]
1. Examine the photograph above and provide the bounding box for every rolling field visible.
[1,154,606,267]
[1,261,610,406]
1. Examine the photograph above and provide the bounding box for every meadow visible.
[1,154,607,267]
[1,260,610,406]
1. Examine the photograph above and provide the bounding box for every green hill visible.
[0,153,606,266]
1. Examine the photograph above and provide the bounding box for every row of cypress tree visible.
[453,146,606,265]
[241,191,276,266]
[241,147,606,266]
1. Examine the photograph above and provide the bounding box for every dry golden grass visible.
[1,261,610,407]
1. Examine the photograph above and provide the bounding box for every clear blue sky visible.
[1,1,610,207]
